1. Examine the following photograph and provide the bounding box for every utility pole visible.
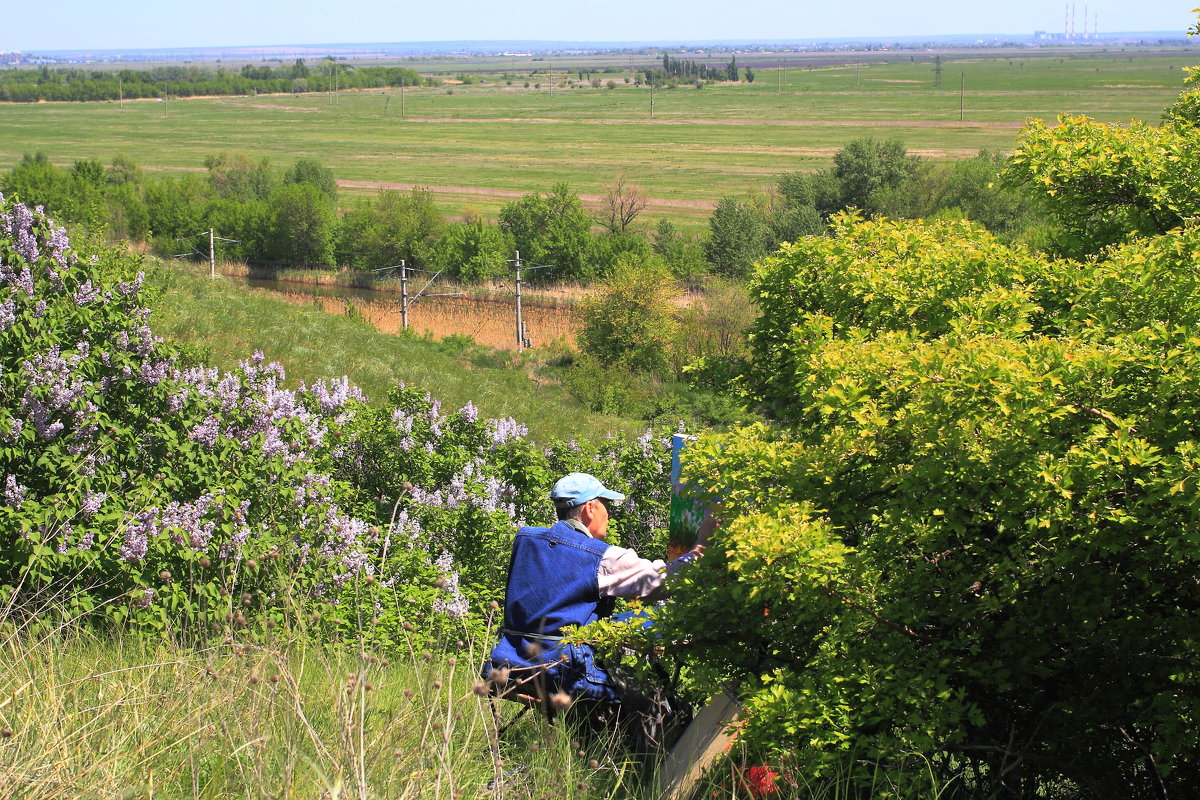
[118,75,123,108]
[515,250,524,350]
[960,72,965,121]
[649,77,655,118]
[856,60,861,89]
[373,261,457,331]
[511,251,553,351]
[934,55,943,88]
[209,228,216,279]
[401,77,406,117]
[777,60,782,93]
[400,261,408,329]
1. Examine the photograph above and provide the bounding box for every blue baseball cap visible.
[550,473,625,510]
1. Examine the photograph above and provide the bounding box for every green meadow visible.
[0,51,1187,221]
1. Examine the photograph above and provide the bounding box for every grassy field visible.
[0,51,1189,223]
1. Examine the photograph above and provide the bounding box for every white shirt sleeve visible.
[598,545,667,600]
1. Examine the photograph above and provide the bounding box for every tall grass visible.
[0,611,649,799]
[149,261,640,443]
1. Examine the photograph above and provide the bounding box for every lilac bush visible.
[0,195,673,647]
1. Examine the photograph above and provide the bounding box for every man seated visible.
[482,472,704,711]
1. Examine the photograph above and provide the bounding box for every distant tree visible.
[744,66,756,83]
[654,219,708,278]
[71,159,105,188]
[704,196,770,277]
[106,153,144,187]
[204,152,274,202]
[268,183,337,267]
[336,188,445,270]
[777,169,844,218]
[597,176,648,234]
[832,137,922,212]
[429,219,514,282]
[726,56,738,82]
[578,257,678,374]
[498,183,595,280]
[283,158,337,201]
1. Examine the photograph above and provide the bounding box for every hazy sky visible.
[8,1,1197,52]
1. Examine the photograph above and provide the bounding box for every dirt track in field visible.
[392,116,1029,129]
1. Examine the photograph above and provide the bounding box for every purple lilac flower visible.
[45,224,69,268]
[0,297,15,331]
[4,475,27,508]
[487,417,528,446]
[137,588,156,609]
[77,528,95,550]
[189,415,220,449]
[460,401,479,423]
[13,267,34,298]
[80,491,106,516]
[116,271,145,297]
[161,495,215,550]
[219,526,252,560]
[10,204,38,264]
[309,376,365,413]
[72,280,101,306]
[120,513,159,562]
[431,551,469,618]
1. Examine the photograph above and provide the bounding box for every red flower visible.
[738,764,779,798]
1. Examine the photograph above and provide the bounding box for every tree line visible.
[1,137,1045,288]
[0,60,424,102]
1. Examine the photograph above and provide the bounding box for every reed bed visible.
[274,290,579,351]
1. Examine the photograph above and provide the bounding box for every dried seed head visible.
[577,750,586,758]
[588,760,599,769]
[403,481,414,492]
[432,680,442,690]
[246,559,258,570]
[550,692,572,710]
[364,682,374,691]
[241,592,252,606]
[473,682,488,697]
[158,570,171,582]
[528,743,539,753]
[0,728,12,738]
[248,671,259,685]
[433,577,447,589]
[199,557,211,568]
[490,667,511,686]
[421,651,432,662]
[403,688,414,698]
[310,612,321,623]
[523,642,543,658]
[488,600,500,610]
[365,575,376,585]
[270,674,280,684]
[265,619,276,630]
[446,657,457,667]
[402,621,416,632]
